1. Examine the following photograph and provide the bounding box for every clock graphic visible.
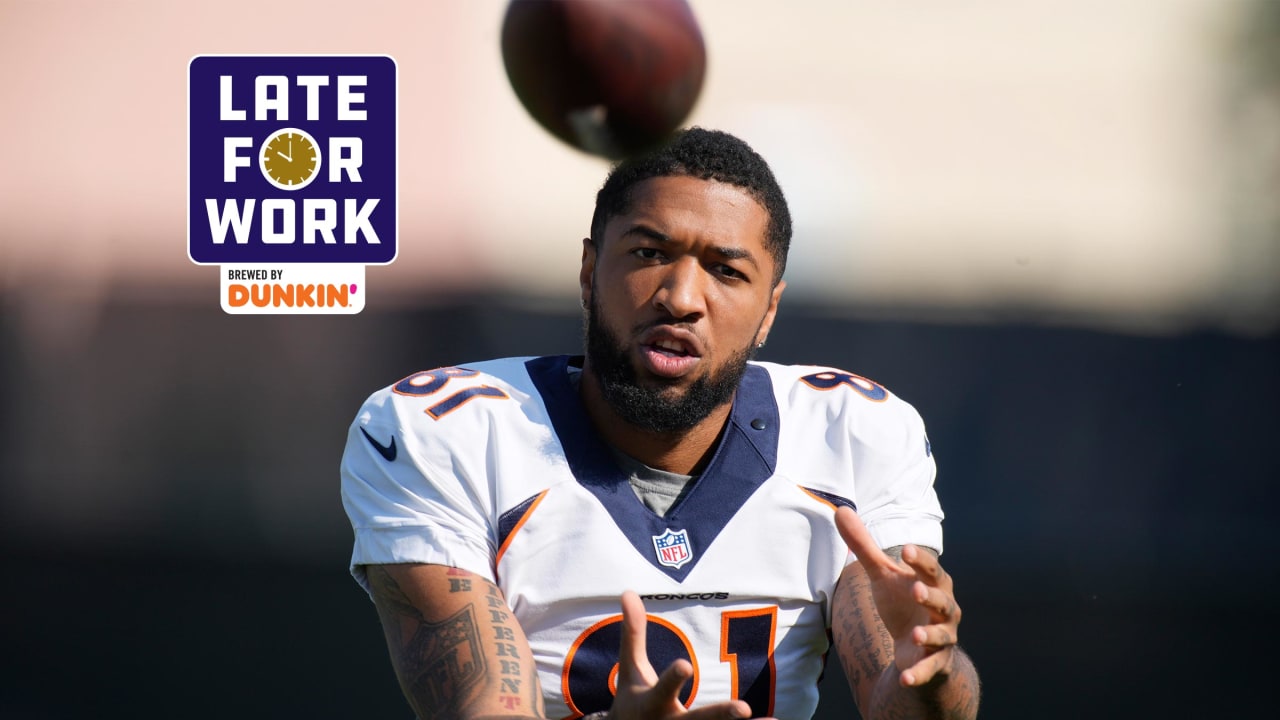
[259,128,322,190]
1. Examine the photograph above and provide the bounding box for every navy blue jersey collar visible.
[525,355,780,582]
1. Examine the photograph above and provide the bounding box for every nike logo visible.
[360,427,397,462]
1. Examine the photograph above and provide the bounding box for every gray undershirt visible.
[568,365,696,516]
[610,448,697,517]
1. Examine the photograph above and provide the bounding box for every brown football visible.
[501,0,707,160]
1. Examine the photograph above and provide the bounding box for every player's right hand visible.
[608,591,776,720]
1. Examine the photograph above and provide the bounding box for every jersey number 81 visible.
[561,607,777,718]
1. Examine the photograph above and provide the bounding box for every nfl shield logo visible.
[652,528,693,569]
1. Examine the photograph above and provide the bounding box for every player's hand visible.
[835,507,961,688]
[608,591,775,720]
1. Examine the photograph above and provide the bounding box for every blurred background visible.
[1,0,1276,717]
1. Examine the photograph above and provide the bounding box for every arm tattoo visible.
[368,566,487,720]
[480,578,544,716]
[834,545,978,720]
[833,552,894,694]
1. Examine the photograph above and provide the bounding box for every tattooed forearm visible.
[368,566,488,720]
[833,558,894,691]
[833,547,911,692]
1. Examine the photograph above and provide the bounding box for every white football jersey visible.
[341,355,943,720]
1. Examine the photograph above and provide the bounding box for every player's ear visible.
[579,237,597,308]
[755,279,786,347]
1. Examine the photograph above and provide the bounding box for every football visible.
[501,0,707,160]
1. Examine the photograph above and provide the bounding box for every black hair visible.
[588,127,792,284]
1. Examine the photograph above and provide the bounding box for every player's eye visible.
[632,247,663,260]
[716,264,744,280]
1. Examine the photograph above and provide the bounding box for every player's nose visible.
[652,258,707,320]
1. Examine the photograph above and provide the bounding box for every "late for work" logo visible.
[187,55,397,314]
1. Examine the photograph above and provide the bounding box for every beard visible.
[584,296,755,434]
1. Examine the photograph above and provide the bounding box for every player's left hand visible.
[835,506,962,688]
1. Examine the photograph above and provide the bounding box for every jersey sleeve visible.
[340,390,498,595]
[850,397,944,557]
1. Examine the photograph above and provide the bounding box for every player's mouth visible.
[638,330,703,378]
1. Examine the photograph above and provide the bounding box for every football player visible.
[341,128,980,720]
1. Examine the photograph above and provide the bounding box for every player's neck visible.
[578,370,731,476]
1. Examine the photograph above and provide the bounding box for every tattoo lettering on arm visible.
[368,566,488,720]
[832,548,896,697]
[483,580,545,715]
